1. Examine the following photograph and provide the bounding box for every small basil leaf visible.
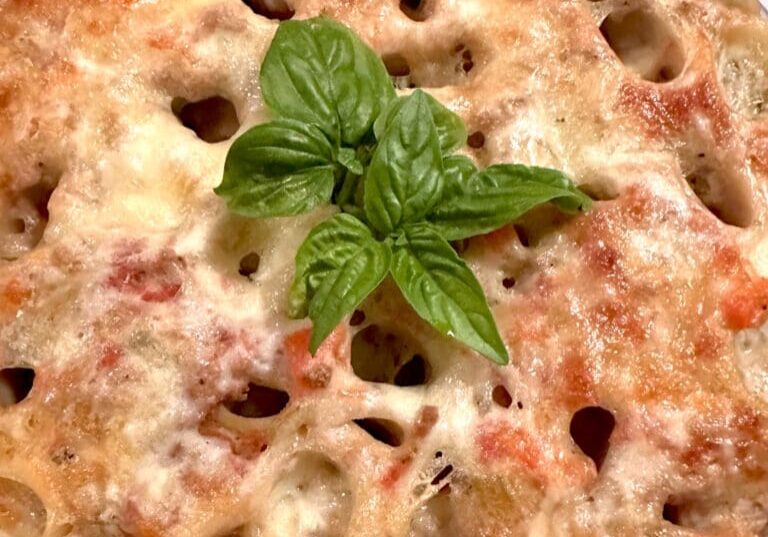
[364,90,444,235]
[337,147,364,175]
[374,92,466,154]
[442,155,478,199]
[214,119,337,218]
[308,238,391,352]
[427,96,467,154]
[217,119,335,189]
[260,17,395,146]
[218,168,335,219]
[390,223,508,364]
[288,213,378,319]
[427,164,593,241]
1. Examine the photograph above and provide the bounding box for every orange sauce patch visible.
[720,277,768,330]
[107,247,184,303]
[475,420,541,471]
[1,278,31,313]
[380,455,412,489]
[97,342,124,370]
[558,353,596,409]
[618,76,733,143]
[284,325,347,395]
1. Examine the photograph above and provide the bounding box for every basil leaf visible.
[308,238,391,352]
[218,168,334,218]
[214,119,336,217]
[218,119,335,184]
[364,90,444,235]
[391,224,508,364]
[337,147,364,175]
[289,213,380,318]
[427,164,593,241]
[374,92,467,155]
[442,155,477,199]
[260,17,395,146]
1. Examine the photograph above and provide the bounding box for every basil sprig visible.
[215,17,593,365]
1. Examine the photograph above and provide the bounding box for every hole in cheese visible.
[349,309,366,327]
[0,170,59,261]
[660,490,768,532]
[171,96,240,144]
[238,252,261,278]
[430,464,453,486]
[662,498,682,525]
[599,7,686,82]
[242,0,294,20]
[400,0,429,22]
[0,368,35,407]
[492,385,513,408]
[467,131,485,149]
[394,354,430,387]
[459,47,474,73]
[0,477,46,537]
[685,164,753,228]
[351,325,430,386]
[353,417,405,447]
[511,205,573,249]
[569,405,615,471]
[224,384,289,418]
[513,225,529,247]
[383,53,415,90]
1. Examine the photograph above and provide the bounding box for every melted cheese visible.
[1,1,768,536]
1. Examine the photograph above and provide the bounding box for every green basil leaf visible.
[289,213,380,318]
[374,92,467,155]
[341,203,366,222]
[337,147,364,175]
[391,224,508,364]
[335,169,360,208]
[260,17,395,146]
[364,90,444,235]
[214,119,336,217]
[427,164,593,241]
[218,168,334,218]
[217,119,335,186]
[308,238,391,352]
[442,155,477,199]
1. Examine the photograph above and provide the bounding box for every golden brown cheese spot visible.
[409,474,544,537]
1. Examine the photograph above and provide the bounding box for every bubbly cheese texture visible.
[1,0,768,536]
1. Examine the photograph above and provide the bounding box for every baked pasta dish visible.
[2,0,768,536]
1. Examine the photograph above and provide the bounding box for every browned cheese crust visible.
[1,0,768,536]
